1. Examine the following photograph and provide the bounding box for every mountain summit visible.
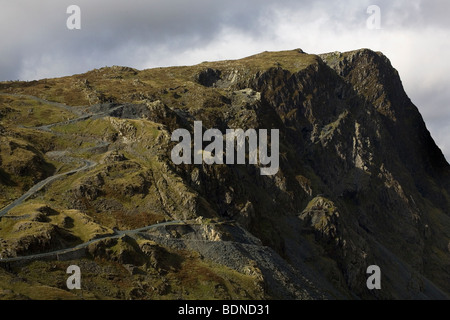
[0,49,449,299]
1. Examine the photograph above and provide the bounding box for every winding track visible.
[0,220,185,263]
[0,93,103,218]
[0,93,182,263]
[0,92,128,218]
[0,159,97,219]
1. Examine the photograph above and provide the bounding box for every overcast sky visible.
[1,0,449,161]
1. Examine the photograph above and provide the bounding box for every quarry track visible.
[0,220,186,263]
[0,93,102,219]
[0,93,190,264]
[0,159,97,219]
[0,92,125,218]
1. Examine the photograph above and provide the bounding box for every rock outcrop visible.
[0,48,449,300]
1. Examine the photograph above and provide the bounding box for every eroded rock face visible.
[1,48,449,299]
[162,49,450,298]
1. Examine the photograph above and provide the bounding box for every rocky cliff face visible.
[0,49,449,299]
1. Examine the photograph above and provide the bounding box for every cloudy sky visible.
[1,0,449,161]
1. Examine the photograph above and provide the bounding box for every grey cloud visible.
[1,0,280,80]
[418,0,450,28]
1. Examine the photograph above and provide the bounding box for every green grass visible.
[0,202,112,244]
[0,133,57,207]
[2,49,319,109]
[0,266,81,300]
[50,209,113,242]
[52,118,118,136]
[1,236,265,300]
[0,94,77,127]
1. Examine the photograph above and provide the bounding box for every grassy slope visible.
[1,49,448,299]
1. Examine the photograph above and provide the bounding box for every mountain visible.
[0,48,449,300]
